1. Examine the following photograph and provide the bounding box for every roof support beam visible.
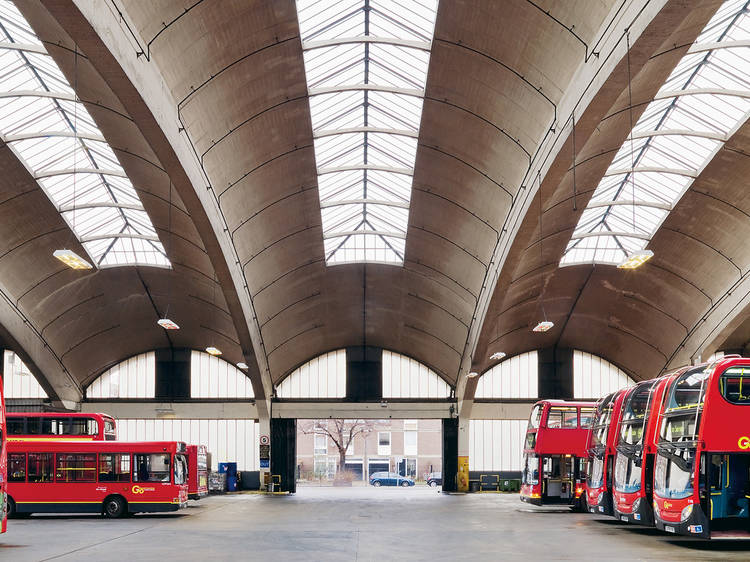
[0,40,47,55]
[323,230,406,240]
[688,39,750,54]
[318,164,413,176]
[585,199,672,211]
[0,90,76,102]
[314,126,418,139]
[654,87,750,101]
[79,233,161,243]
[35,168,128,179]
[4,131,106,143]
[570,231,651,241]
[303,36,431,51]
[629,129,726,142]
[319,198,410,209]
[309,84,423,98]
[59,201,144,212]
[604,166,696,178]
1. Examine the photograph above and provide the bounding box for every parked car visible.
[426,472,442,487]
[369,472,415,487]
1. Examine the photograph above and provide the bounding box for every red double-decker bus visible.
[187,444,210,500]
[0,379,6,533]
[585,387,629,515]
[520,400,596,509]
[611,373,677,525]
[6,412,116,441]
[653,356,750,539]
[6,439,188,517]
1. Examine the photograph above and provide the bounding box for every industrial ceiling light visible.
[53,249,92,270]
[237,362,248,370]
[157,318,180,330]
[467,371,480,378]
[490,352,506,360]
[618,249,654,270]
[533,321,554,333]
[205,346,222,356]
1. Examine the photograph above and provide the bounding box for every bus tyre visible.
[373,481,381,487]
[401,481,410,487]
[103,496,127,518]
[7,497,16,517]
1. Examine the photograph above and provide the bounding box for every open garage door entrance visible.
[295,419,442,488]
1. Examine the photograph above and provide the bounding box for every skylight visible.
[296,0,438,265]
[0,2,169,268]
[561,0,750,266]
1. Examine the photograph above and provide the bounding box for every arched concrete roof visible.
[5,0,748,404]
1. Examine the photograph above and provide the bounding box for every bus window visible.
[134,453,171,482]
[719,367,750,404]
[547,409,563,428]
[9,452,26,482]
[529,405,542,429]
[28,453,54,483]
[56,453,97,482]
[104,419,117,440]
[99,453,131,482]
[174,455,187,485]
[522,455,539,485]
[562,411,577,429]
[69,418,98,436]
[7,418,24,435]
[579,408,595,428]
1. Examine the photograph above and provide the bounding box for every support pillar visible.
[270,417,296,493]
[442,418,458,492]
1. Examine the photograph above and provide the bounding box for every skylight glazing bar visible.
[0,2,169,268]
[561,0,750,267]
[297,0,438,265]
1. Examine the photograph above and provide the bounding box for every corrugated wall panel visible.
[475,351,538,399]
[573,350,635,399]
[86,352,154,399]
[277,349,346,398]
[190,351,254,399]
[2,351,48,399]
[381,350,452,398]
[469,419,527,471]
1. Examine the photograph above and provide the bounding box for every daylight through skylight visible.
[0,2,169,268]
[296,0,438,265]
[561,0,750,266]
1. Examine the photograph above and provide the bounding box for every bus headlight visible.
[597,492,604,505]
[653,501,660,517]
[632,497,641,513]
[680,504,693,522]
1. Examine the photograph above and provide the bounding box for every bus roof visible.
[7,439,186,453]
[7,411,115,420]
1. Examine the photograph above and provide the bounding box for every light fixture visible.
[467,371,480,378]
[618,250,654,270]
[490,352,506,361]
[533,321,554,332]
[237,362,248,370]
[157,318,180,330]
[53,249,92,270]
[205,346,222,356]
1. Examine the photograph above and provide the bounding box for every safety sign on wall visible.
[259,434,270,469]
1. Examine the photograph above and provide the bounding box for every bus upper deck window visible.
[720,367,750,404]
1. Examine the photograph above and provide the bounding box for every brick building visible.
[297,419,442,482]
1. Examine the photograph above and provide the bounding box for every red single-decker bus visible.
[187,444,209,500]
[653,356,750,539]
[6,439,188,517]
[521,400,596,509]
[586,388,629,515]
[0,379,6,533]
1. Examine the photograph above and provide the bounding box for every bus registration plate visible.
[620,516,628,522]
[664,526,675,533]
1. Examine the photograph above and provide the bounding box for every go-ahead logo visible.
[738,436,750,449]
[131,485,155,494]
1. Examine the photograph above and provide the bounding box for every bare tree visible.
[300,419,375,474]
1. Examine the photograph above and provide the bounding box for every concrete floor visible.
[3,487,750,561]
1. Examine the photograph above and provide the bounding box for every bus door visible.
[606,455,614,493]
[543,456,572,500]
[708,454,750,521]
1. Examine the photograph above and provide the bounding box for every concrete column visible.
[457,417,470,492]
[258,399,271,487]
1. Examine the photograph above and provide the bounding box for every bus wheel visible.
[103,496,127,518]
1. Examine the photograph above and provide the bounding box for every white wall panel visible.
[382,350,451,398]
[573,350,635,399]
[191,351,254,399]
[469,419,527,471]
[475,351,538,399]
[2,350,48,399]
[277,349,346,398]
[87,352,155,399]
[117,418,259,471]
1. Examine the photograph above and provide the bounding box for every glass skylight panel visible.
[561,0,750,266]
[297,0,438,264]
[0,2,169,268]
